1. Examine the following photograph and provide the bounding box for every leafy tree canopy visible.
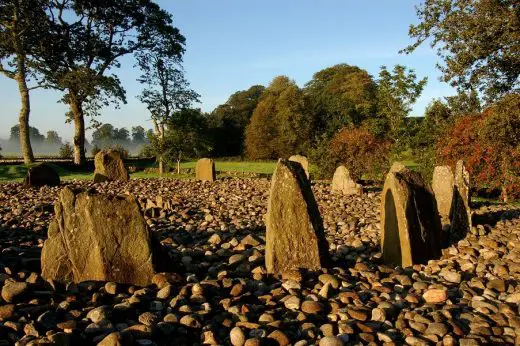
[403,0,519,101]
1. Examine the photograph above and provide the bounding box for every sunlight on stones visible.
[265,159,329,274]
[93,149,130,183]
[195,158,216,182]
[380,165,442,267]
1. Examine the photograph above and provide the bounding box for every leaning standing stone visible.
[331,165,363,196]
[265,159,329,275]
[24,163,60,187]
[93,149,129,183]
[289,155,309,179]
[431,165,455,227]
[195,158,216,182]
[380,169,442,267]
[451,160,471,240]
[41,187,166,286]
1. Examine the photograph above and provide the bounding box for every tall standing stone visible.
[450,160,471,240]
[196,158,216,182]
[93,149,129,183]
[288,155,309,179]
[265,159,329,274]
[331,165,363,196]
[24,163,60,187]
[431,165,455,227]
[380,169,442,267]
[41,187,166,286]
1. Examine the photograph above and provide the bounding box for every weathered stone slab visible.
[380,170,442,267]
[24,163,60,187]
[93,149,129,183]
[431,165,455,226]
[331,165,363,196]
[265,159,329,274]
[389,161,408,174]
[288,155,309,179]
[41,187,166,286]
[196,158,216,182]
[450,160,471,240]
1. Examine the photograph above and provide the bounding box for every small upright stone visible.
[451,160,471,240]
[331,165,363,196]
[431,165,455,226]
[380,169,442,267]
[389,161,408,174]
[289,155,309,179]
[196,158,216,182]
[265,159,329,275]
[93,149,129,183]
[24,163,60,187]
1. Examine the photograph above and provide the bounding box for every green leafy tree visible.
[59,141,73,158]
[39,0,186,165]
[403,0,519,101]
[304,64,377,138]
[45,130,62,145]
[9,124,44,143]
[0,0,49,163]
[208,85,265,156]
[92,124,115,148]
[245,76,311,159]
[445,89,482,116]
[131,126,147,144]
[376,65,427,142]
[137,44,200,175]
[146,109,211,174]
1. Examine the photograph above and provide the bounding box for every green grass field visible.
[0,160,281,183]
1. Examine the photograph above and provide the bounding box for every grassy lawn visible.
[0,160,280,183]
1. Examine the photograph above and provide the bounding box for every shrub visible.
[59,142,74,158]
[311,124,392,180]
[437,93,520,201]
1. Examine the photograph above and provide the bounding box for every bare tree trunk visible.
[69,96,86,165]
[159,124,165,176]
[16,58,34,164]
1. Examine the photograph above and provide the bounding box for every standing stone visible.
[196,158,216,182]
[331,165,363,196]
[450,160,471,241]
[265,159,329,274]
[431,166,455,226]
[93,149,129,183]
[41,187,166,286]
[380,169,442,267]
[288,155,309,179]
[389,161,408,174]
[24,163,60,187]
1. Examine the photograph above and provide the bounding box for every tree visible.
[9,124,44,142]
[92,124,115,147]
[146,109,210,174]
[137,44,200,175]
[304,64,377,138]
[0,0,49,163]
[403,0,519,101]
[113,128,130,143]
[445,89,482,116]
[208,85,265,156]
[45,130,62,145]
[245,76,311,160]
[376,65,427,141]
[39,0,186,165]
[131,126,147,144]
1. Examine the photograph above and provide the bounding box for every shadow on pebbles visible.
[0,178,519,345]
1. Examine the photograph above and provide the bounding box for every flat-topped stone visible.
[41,187,166,286]
[196,158,216,182]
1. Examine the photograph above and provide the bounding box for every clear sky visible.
[0,0,455,141]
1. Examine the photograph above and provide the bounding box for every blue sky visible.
[0,0,455,141]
